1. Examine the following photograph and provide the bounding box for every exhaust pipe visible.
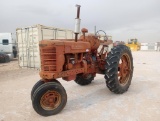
[74,5,81,42]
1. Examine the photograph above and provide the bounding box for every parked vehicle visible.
[126,38,140,51]
[0,52,10,63]
[31,5,133,116]
[0,33,17,60]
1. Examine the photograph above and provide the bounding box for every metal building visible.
[157,42,160,51]
[140,43,157,51]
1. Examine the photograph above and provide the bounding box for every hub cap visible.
[40,90,61,110]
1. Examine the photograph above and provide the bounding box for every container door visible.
[27,27,40,68]
[17,27,40,68]
[17,29,28,67]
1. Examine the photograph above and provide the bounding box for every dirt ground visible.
[0,51,160,121]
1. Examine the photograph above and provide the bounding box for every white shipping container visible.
[16,24,74,69]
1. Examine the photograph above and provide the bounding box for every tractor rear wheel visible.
[32,82,67,116]
[105,45,133,94]
[74,74,94,85]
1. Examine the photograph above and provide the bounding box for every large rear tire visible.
[74,74,94,86]
[105,45,133,94]
[32,82,67,116]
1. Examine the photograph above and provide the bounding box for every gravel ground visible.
[0,51,160,121]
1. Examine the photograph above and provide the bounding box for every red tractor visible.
[31,5,133,116]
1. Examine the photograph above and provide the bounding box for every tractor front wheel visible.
[32,82,67,116]
[31,80,45,100]
[31,80,61,101]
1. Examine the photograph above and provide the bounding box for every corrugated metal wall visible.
[16,24,74,69]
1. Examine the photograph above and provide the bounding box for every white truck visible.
[0,33,17,60]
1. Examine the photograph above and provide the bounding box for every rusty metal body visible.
[39,31,110,81]
[31,5,133,116]
[39,5,112,82]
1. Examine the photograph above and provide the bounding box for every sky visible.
[0,0,160,42]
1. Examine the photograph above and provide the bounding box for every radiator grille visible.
[40,47,56,71]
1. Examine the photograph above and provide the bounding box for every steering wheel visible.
[95,30,108,41]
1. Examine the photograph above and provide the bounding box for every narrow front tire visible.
[32,82,67,116]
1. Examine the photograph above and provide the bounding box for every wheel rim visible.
[118,53,131,86]
[40,90,61,110]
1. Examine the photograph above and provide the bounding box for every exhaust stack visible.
[74,5,81,42]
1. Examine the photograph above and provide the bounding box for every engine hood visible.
[39,39,91,53]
